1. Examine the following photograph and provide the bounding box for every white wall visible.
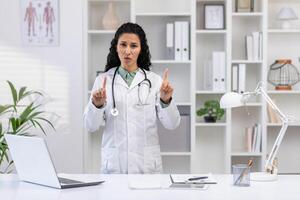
[0,0,84,173]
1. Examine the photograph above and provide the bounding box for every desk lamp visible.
[220,82,293,181]
[277,7,298,29]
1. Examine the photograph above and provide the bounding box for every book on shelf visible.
[267,101,281,124]
[231,63,246,93]
[245,123,262,153]
[245,31,262,61]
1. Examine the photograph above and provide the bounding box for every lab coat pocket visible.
[101,147,120,174]
[144,145,163,174]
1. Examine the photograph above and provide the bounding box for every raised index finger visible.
[163,68,169,81]
[102,76,107,90]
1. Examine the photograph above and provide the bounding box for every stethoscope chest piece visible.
[111,108,119,116]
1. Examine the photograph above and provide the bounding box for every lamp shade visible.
[277,7,298,20]
[220,92,244,108]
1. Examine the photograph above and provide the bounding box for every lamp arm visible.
[256,86,290,171]
[258,87,288,122]
[264,123,288,171]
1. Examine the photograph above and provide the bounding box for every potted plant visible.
[196,100,225,123]
[0,81,55,174]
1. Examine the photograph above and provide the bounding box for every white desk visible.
[1,174,299,200]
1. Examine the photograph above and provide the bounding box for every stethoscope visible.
[110,66,152,117]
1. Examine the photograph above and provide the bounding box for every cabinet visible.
[83,0,300,174]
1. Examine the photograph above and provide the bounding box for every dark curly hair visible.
[105,22,152,72]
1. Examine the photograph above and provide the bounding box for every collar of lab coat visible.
[107,67,148,90]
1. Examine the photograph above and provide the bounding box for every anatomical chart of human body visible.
[21,0,59,46]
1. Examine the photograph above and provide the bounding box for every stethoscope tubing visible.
[111,66,151,116]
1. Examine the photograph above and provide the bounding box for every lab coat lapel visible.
[107,67,129,89]
[129,69,144,90]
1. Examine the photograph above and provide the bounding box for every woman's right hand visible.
[92,77,107,108]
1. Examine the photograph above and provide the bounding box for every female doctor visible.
[84,22,181,174]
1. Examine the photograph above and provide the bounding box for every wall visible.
[0,0,84,173]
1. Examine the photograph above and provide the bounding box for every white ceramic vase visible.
[102,1,120,30]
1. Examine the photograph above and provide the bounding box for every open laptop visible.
[4,134,104,189]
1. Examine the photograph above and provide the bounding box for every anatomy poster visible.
[21,0,59,46]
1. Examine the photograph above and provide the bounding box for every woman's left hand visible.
[160,68,173,103]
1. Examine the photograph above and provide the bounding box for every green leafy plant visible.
[196,100,225,122]
[0,81,55,173]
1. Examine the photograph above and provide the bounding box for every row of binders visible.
[202,51,226,92]
[245,123,262,153]
[166,21,189,61]
[232,64,246,93]
[245,31,263,61]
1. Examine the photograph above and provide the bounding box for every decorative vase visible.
[204,116,217,123]
[102,1,120,30]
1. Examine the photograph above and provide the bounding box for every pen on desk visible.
[188,176,208,181]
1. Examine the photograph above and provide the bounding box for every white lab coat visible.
[83,67,181,174]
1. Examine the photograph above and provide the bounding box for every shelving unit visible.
[83,0,300,174]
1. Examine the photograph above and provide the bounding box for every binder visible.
[212,52,220,91]
[166,23,174,60]
[238,63,246,94]
[219,52,226,92]
[246,35,253,60]
[252,32,260,61]
[212,51,226,92]
[181,21,189,61]
[232,64,239,92]
[174,21,182,60]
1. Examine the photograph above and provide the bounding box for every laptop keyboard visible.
[58,177,83,184]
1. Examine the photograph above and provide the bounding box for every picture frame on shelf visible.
[204,4,225,30]
[235,0,254,13]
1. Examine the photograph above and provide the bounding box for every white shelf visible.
[197,0,225,2]
[88,30,115,34]
[195,123,226,127]
[268,90,300,94]
[88,0,129,2]
[196,90,225,94]
[232,12,263,17]
[196,30,227,34]
[135,12,191,17]
[245,102,262,107]
[268,29,300,34]
[231,152,262,156]
[151,60,191,64]
[177,102,191,106]
[161,152,191,156]
[231,60,263,64]
[267,123,300,127]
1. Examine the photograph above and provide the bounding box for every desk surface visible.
[1,174,299,200]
